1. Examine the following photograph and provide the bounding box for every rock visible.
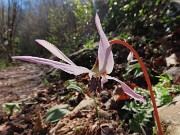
[166,124,180,135]
[100,90,111,103]
[72,98,95,112]
[99,110,110,120]
[36,89,48,97]
[158,95,180,124]
[101,125,114,135]
[158,95,180,135]
[165,67,180,85]
[166,52,180,67]
[104,98,114,110]
[174,95,180,101]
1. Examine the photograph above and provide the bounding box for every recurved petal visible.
[105,75,146,104]
[35,39,76,65]
[127,51,134,62]
[95,14,114,74]
[12,56,91,75]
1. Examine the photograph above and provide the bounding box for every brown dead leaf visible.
[33,113,45,132]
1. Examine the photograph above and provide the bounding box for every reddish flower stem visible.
[109,39,163,135]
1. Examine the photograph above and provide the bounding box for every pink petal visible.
[127,51,134,62]
[12,56,91,75]
[105,75,146,104]
[95,14,114,74]
[35,39,76,65]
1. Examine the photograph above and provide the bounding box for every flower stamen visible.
[89,76,102,94]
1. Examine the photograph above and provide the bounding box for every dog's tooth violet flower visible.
[12,14,146,104]
[127,51,134,62]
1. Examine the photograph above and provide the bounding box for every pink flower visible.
[127,51,134,62]
[12,14,146,104]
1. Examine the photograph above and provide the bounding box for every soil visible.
[0,62,79,135]
[0,62,129,135]
[0,63,47,135]
[0,63,42,108]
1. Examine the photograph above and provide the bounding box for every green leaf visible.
[2,102,21,116]
[45,104,70,122]
[67,84,85,94]
[3,102,21,111]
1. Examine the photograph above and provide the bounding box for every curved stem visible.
[109,39,162,135]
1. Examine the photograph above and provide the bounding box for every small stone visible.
[104,98,116,110]
[166,124,180,135]
[37,97,47,102]
[99,110,110,120]
[165,67,180,85]
[166,53,179,67]
[36,89,48,97]
[100,90,111,103]
[72,98,95,112]
[158,95,180,135]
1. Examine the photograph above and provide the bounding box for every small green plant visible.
[72,123,85,133]
[43,78,49,85]
[0,60,17,68]
[153,74,180,106]
[123,63,143,79]
[2,102,21,120]
[0,60,6,68]
[122,74,180,133]
[83,40,96,49]
[65,80,87,95]
[67,84,85,94]
[122,88,153,133]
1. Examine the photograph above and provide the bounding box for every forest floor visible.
[0,62,135,135]
[0,63,48,134]
[0,55,179,134]
[0,63,42,108]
